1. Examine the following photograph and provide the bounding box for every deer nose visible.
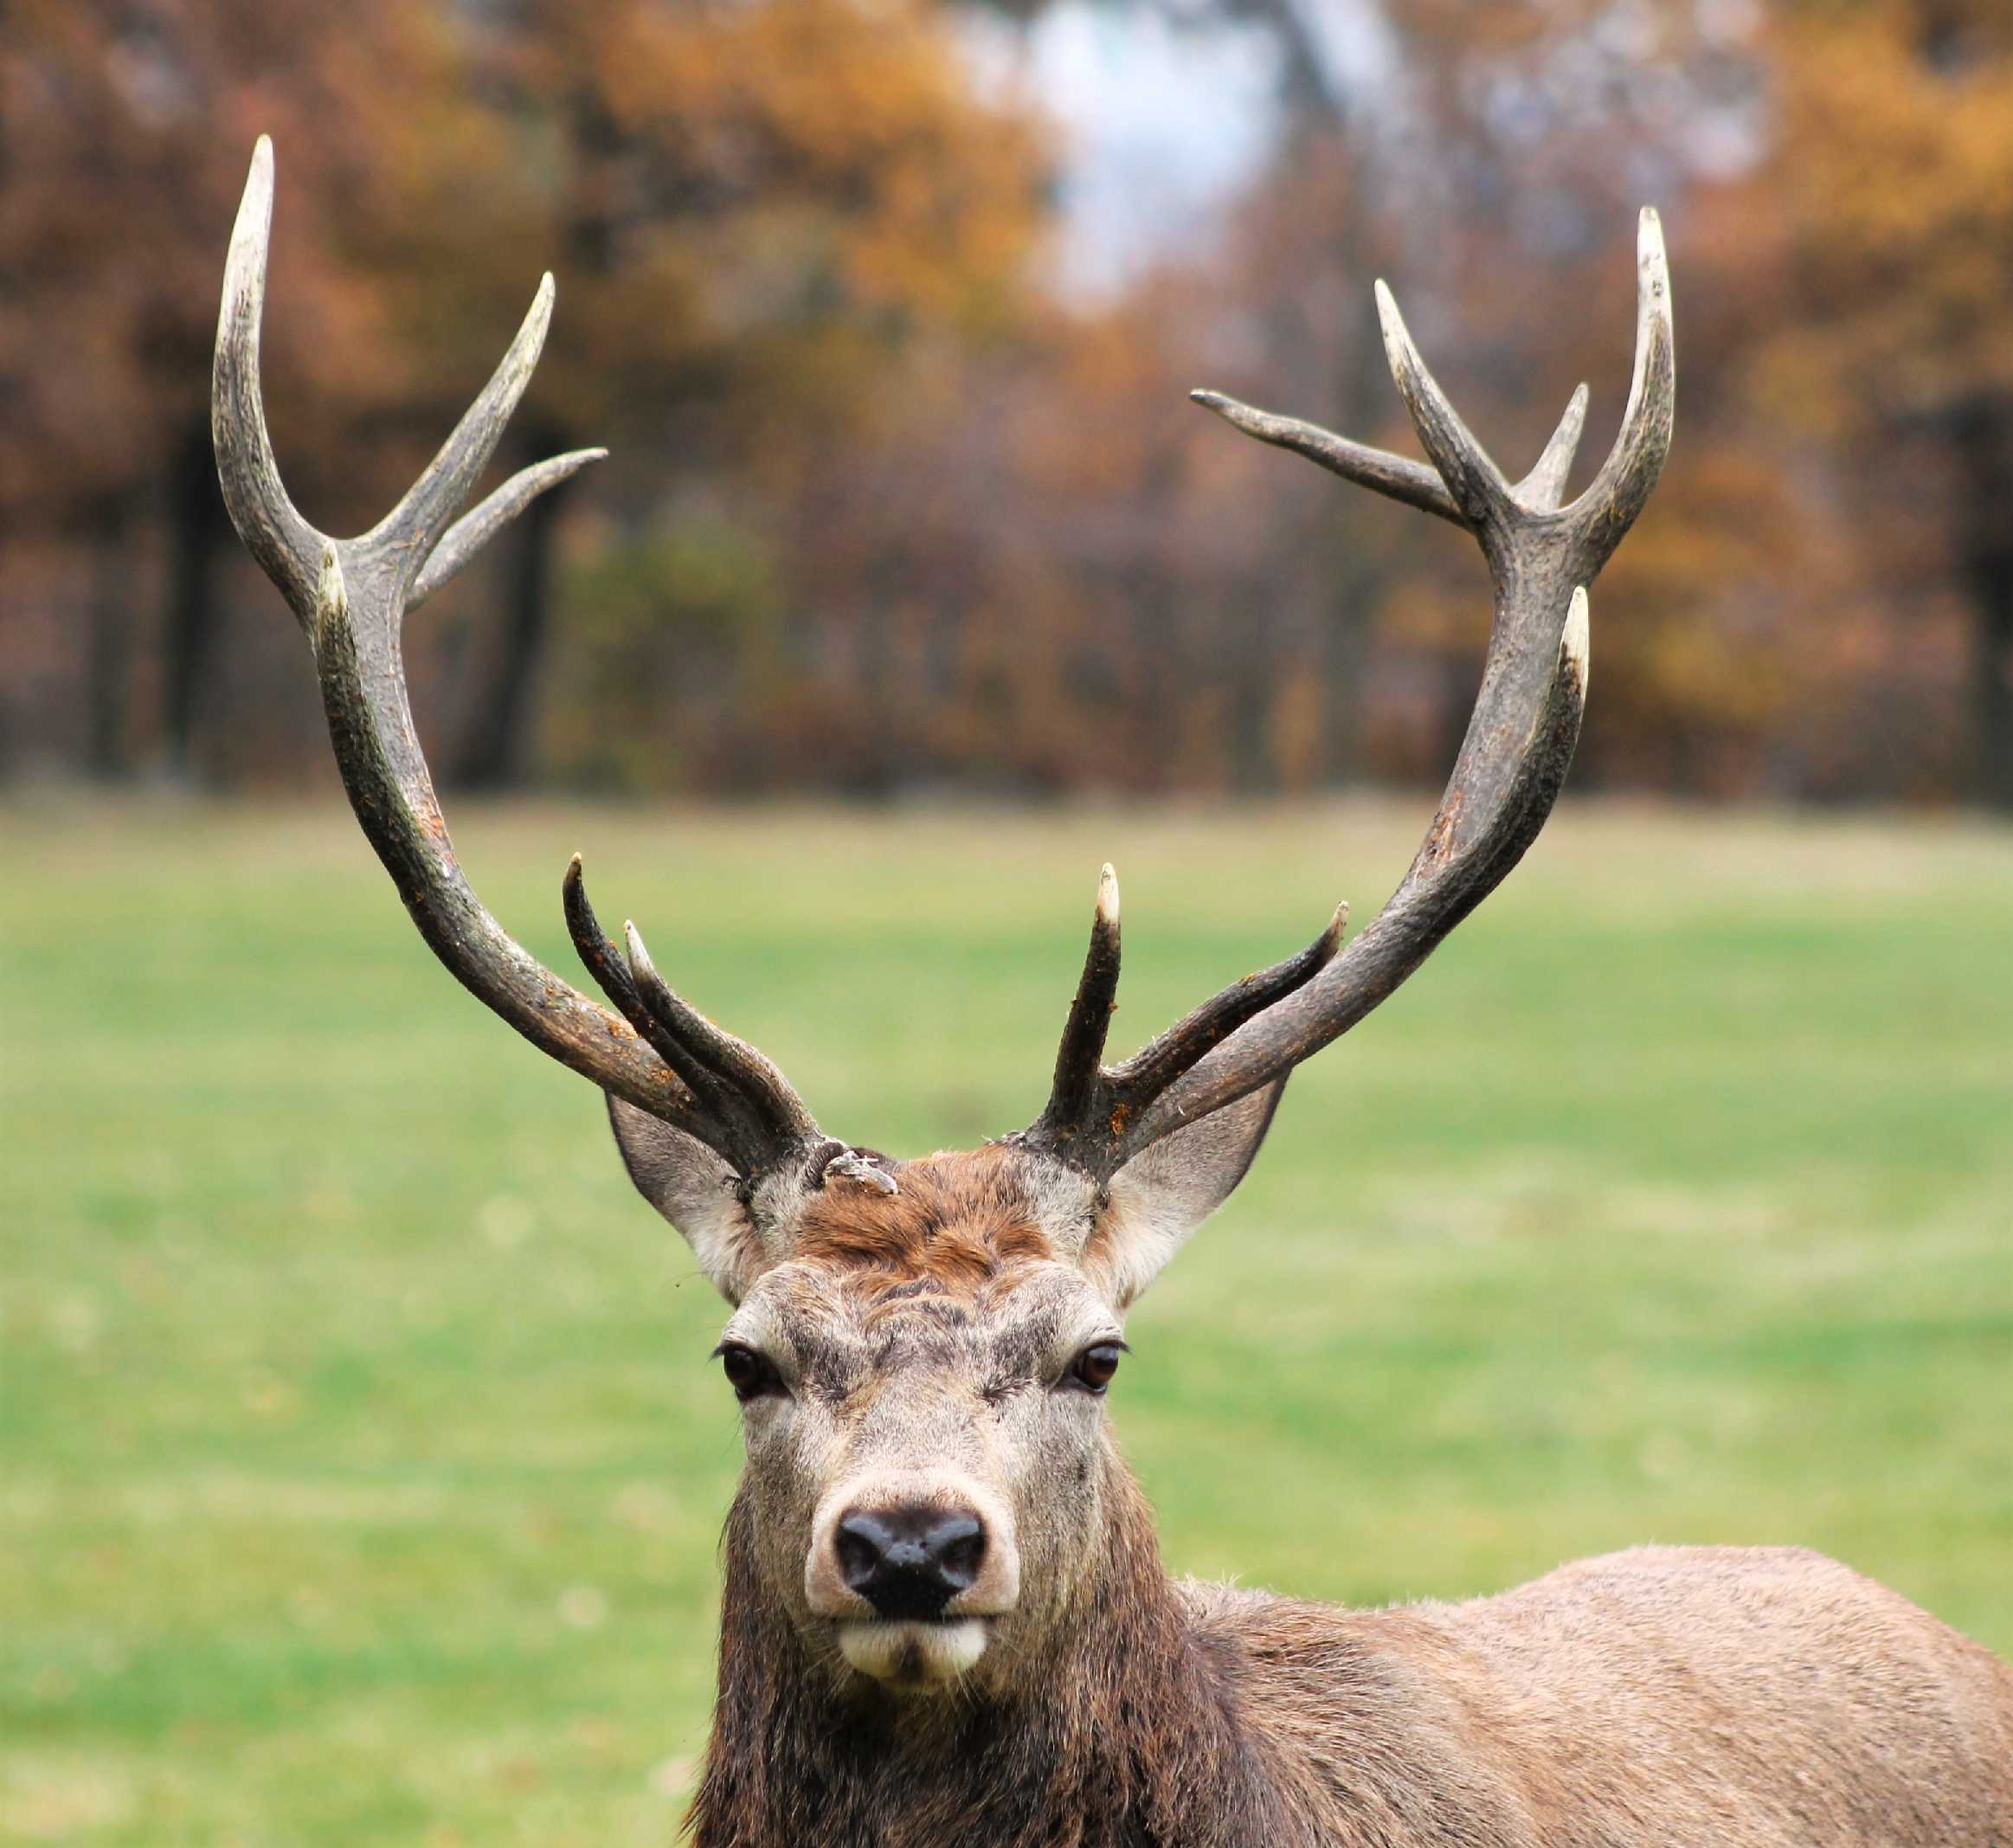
[833,1506,987,1622]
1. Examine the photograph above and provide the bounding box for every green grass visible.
[3,795,2010,1845]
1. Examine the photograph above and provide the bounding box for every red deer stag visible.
[215,139,2012,1847]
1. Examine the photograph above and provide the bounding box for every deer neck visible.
[689,1458,1296,1848]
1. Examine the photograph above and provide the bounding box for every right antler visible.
[213,138,827,1188]
[1017,211,1674,1179]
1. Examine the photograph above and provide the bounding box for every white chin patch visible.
[837,1618,988,1689]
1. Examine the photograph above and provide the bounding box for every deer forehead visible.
[775,1146,1098,1278]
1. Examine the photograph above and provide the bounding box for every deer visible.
[213,138,2013,1847]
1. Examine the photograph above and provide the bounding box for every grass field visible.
[4,795,2011,1845]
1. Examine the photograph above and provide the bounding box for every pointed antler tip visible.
[1562,586,1592,682]
[621,918,658,976]
[1637,209,1669,280]
[1097,863,1120,925]
[1191,389,1253,424]
[1373,281,1421,375]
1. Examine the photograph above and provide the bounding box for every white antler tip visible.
[229,139,276,262]
[1372,279,1403,341]
[1637,208,1669,293]
[1561,587,1591,690]
[1097,863,1120,926]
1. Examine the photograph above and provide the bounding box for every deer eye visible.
[1064,1343,1124,1394]
[717,1343,783,1403]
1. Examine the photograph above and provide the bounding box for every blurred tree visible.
[1736,0,2013,808]
[5,0,2008,806]
[0,0,511,780]
[432,0,1048,786]
[0,0,1044,786]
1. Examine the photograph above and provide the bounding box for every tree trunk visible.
[1950,401,2013,812]
[450,428,567,791]
[85,493,138,779]
[160,420,228,782]
[1973,586,2013,812]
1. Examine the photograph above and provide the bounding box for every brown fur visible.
[667,1150,2013,1848]
[793,1147,1060,1286]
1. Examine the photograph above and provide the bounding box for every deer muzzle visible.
[806,1475,1020,1688]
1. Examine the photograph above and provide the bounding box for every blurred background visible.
[3,2,2011,1845]
[7,0,2013,802]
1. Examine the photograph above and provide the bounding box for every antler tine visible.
[1038,211,1671,1178]
[1187,370,1591,531]
[621,919,824,1161]
[1017,878,1347,1173]
[363,273,557,595]
[1110,901,1347,1112]
[1188,391,1463,527]
[1515,383,1590,514]
[212,137,320,612]
[1561,208,1675,575]
[214,138,826,1183]
[411,448,608,611]
[1031,866,1124,1149]
[562,854,741,1118]
[1373,280,1519,537]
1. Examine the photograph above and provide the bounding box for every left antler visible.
[1018,210,1675,1179]
[213,137,828,1187]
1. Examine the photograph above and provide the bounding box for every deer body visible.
[211,140,2013,1845]
[684,1149,2013,1848]
[709,1522,2013,1848]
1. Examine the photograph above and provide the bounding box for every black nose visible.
[834,1506,986,1621]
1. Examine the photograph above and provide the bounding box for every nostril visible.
[836,1511,894,1594]
[928,1514,985,1591]
[833,1504,987,1620]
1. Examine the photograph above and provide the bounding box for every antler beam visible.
[1022,211,1674,1177]
[213,138,825,1185]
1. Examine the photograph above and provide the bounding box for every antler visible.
[213,138,826,1185]
[1019,210,1674,1178]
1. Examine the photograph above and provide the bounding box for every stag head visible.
[213,139,1671,1697]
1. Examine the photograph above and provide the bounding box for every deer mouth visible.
[835,1614,992,1689]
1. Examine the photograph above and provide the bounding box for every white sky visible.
[961,2,1399,298]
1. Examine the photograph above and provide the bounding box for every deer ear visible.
[1084,1079,1285,1307]
[606,1097,763,1303]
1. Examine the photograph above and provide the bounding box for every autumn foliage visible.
[3,0,2010,806]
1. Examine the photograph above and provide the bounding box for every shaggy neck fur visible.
[688,1457,1296,1848]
